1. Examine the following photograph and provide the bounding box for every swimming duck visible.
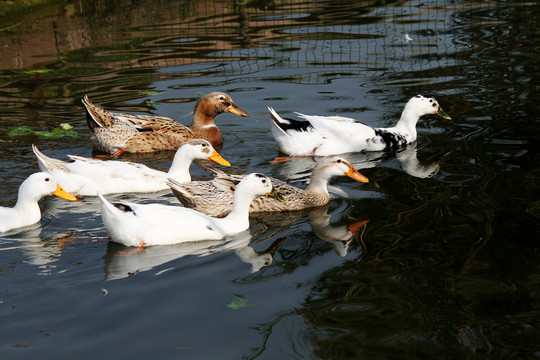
[268,94,451,156]
[32,139,230,196]
[166,156,369,217]
[0,172,77,232]
[83,92,250,155]
[98,173,279,247]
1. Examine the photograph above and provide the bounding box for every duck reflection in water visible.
[248,203,369,258]
[271,144,450,182]
[307,205,369,258]
[102,231,286,281]
[1,226,78,276]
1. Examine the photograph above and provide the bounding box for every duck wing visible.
[166,178,233,217]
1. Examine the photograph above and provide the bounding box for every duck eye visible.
[45,177,50,182]
[336,159,342,163]
[262,179,266,183]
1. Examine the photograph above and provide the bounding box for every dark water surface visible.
[1,1,539,359]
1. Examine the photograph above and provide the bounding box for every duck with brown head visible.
[83,92,249,155]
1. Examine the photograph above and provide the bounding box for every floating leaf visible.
[8,124,78,138]
[226,296,250,310]
[8,126,34,136]
[140,90,160,96]
[59,123,73,130]
[23,69,54,75]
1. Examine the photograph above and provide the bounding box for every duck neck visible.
[167,151,193,182]
[191,99,222,146]
[191,98,215,129]
[192,126,222,146]
[305,170,331,202]
[393,104,419,140]
[14,186,41,222]
[222,185,254,231]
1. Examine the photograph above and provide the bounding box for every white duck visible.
[98,173,279,247]
[268,94,451,156]
[0,172,77,232]
[32,139,230,196]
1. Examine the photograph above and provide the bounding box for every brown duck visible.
[82,92,249,155]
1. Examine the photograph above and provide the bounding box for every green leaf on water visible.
[8,124,78,138]
[59,123,73,130]
[8,126,34,136]
[226,296,250,310]
[23,69,54,75]
[140,90,160,96]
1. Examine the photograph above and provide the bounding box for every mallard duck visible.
[98,173,280,247]
[32,139,230,196]
[268,94,451,156]
[83,92,249,155]
[0,172,77,232]
[166,156,369,217]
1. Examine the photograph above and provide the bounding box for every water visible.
[0,0,539,359]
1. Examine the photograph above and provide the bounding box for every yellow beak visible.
[51,184,77,201]
[208,149,231,167]
[436,106,451,120]
[266,187,286,203]
[226,104,250,117]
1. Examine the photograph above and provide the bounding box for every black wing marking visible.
[270,110,313,132]
[374,129,406,149]
[281,117,313,132]
[113,203,135,214]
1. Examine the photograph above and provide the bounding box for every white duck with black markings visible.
[268,94,451,156]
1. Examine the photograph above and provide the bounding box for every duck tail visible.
[82,95,115,130]
[268,107,312,133]
[31,144,70,173]
[97,191,132,217]
[268,107,288,126]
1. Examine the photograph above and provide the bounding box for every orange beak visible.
[346,220,369,234]
[208,149,231,167]
[345,166,369,183]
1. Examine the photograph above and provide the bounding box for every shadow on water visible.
[0,0,539,359]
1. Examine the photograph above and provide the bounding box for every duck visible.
[268,94,451,156]
[166,156,369,217]
[97,173,280,247]
[32,139,230,197]
[83,92,250,155]
[0,172,77,232]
